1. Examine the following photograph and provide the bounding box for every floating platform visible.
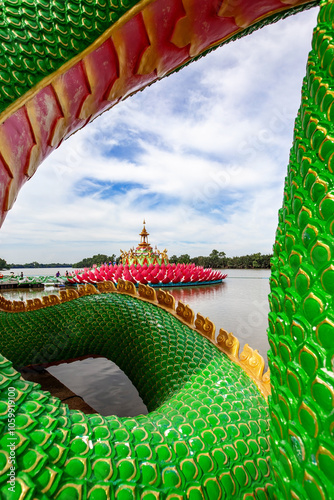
[0,280,45,290]
[0,275,69,290]
[0,281,18,290]
[17,282,44,289]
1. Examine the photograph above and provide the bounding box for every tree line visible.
[0,260,72,270]
[0,250,272,270]
[169,249,272,269]
[73,249,272,269]
[72,254,116,268]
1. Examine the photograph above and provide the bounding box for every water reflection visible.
[166,282,225,303]
[166,269,270,359]
[47,358,148,417]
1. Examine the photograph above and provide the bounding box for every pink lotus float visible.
[69,222,227,287]
[67,262,227,287]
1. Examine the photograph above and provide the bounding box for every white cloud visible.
[0,7,319,264]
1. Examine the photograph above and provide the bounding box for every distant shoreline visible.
[8,264,72,269]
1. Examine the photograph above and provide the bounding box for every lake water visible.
[2,268,271,416]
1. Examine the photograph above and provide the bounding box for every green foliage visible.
[9,262,72,268]
[227,253,272,269]
[172,250,272,269]
[0,258,9,270]
[207,249,227,268]
[169,255,178,264]
[73,254,116,268]
[177,254,191,264]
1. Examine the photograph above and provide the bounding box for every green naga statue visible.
[0,0,333,499]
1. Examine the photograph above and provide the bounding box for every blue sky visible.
[0,7,319,264]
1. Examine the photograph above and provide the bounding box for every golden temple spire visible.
[139,220,150,248]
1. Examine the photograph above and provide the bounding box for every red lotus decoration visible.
[67,263,227,286]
